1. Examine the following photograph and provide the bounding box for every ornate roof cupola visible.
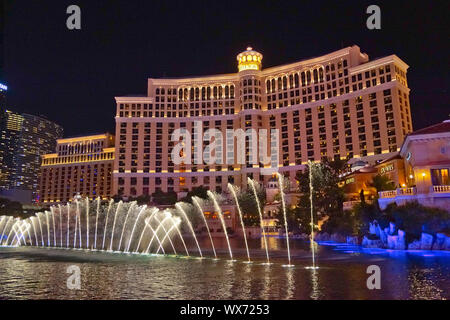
[237,47,263,72]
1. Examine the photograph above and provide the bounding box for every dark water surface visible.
[0,237,448,300]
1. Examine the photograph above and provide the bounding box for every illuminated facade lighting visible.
[113,45,412,198]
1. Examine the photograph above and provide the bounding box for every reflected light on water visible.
[0,243,448,300]
[285,267,295,300]
[309,268,322,300]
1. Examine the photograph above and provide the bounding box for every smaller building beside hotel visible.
[38,134,115,204]
[341,120,450,212]
[379,120,450,211]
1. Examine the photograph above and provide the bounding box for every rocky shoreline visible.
[314,222,450,251]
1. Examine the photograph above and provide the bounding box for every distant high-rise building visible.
[0,109,63,203]
[13,114,64,194]
[0,83,7,109]
[0,109,23,189]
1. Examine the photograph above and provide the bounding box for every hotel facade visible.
[38,134,115,203]
[113,45,412,198]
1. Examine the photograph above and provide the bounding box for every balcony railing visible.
[431,185,450,193]
[397,187,417,196]
[379,187,417,199]
[379,190,397,198]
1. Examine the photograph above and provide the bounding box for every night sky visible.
[2,0,449,137]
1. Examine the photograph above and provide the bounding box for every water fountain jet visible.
[228,184,251,263]
[192,197,216,259]
[207,191,234,261]
[125,205,147,253]
[248,178,271,265]
[308,160,318,270]
[276,173,294,267]
[175,203,203,258]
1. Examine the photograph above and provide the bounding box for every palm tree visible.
[369,174,396,193]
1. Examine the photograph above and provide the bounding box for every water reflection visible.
[408,267,445,300]
[0,243,448,300]
[309,268,322,300]
[285,267,295,300]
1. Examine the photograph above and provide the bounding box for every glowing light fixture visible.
[237,47,263,72]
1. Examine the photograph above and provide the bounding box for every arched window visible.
[306,71,311,84]
[156,88,160,95]
[195,87,200,100]
[189,88,194,100]
[161,88,165,95]
[283,76,288,89]
[313,69,318,83]
[178,89,183,100]
[266,80,270,93]
[319,68,324,82]
[294,73,299,88]
[301,72,306,86]
[225,86,229,98]
[219,86,223,98]
[271,79,275,91]
[207,87,211,99]
[201,87,206,100]
[277,78,282,90]
[230,85,235,98]
[289,74,294,88]
[213,86,218,99]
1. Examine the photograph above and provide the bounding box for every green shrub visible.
[385,201,450,240]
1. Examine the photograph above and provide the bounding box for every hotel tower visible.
[114,45,412,198]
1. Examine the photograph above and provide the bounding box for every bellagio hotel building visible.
[114,45,412,198]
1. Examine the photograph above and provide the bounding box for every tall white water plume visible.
[4,198,183,257]
[94,197,100,249]
[118,202,136,252]
[228,184,251,263]
[109,201,123,251]
[31,217,39,247]
[276,173,293,267]
[207,191,233,261]
[248,178,270,265]
[145,214,170,254]
[85,198,90,249]
[74,202,79,248]
[5,218,19,246]
[58,205,63,247]
[37,213,45,246]
[0,216,6,241]
[308,160,317,269]
[0,216,12,245]
[102,199,114,250]
[156,220,180,255]
[134,207,158,253]
[192,196,216,259]
[45,211,51,246]
[66,203,70,248]
[9,220,20,246]
[153,213,178,255]
[50,207,57,247]
[175,203,203,258]
[126,205,147,253]
[170,214,189,256]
